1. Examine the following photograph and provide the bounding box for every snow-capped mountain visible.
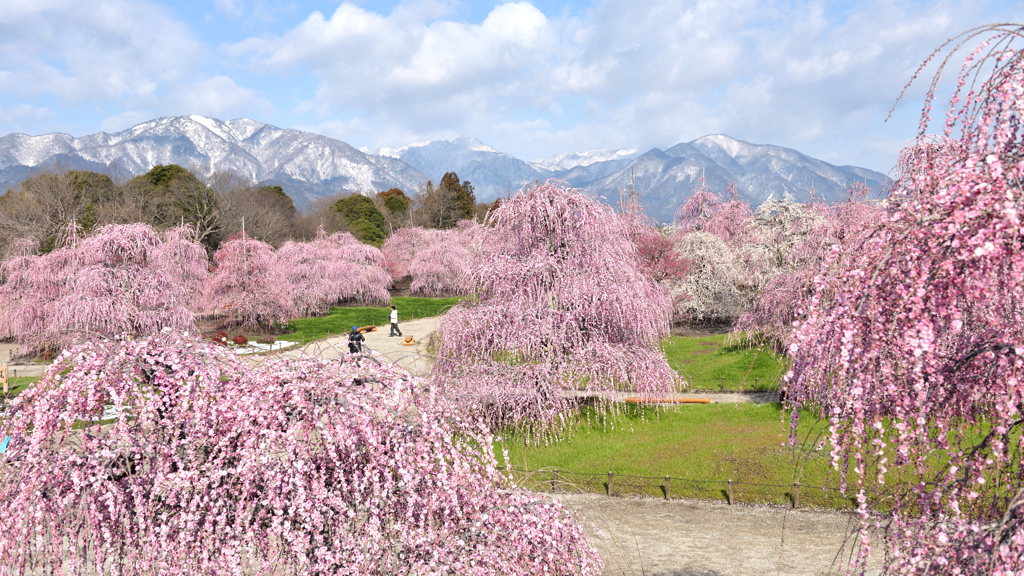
[529,148,639,172]
[584,135,888,222]
[366,136,542,199]
[0,117,889,222]
[0,115,426,205]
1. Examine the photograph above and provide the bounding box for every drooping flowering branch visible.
[0,333,602,575]
[204,232,295,328]
[433,181,677,437]
[0,223,198,351]
[786,25,1024,575]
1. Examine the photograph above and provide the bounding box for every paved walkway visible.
[269,316,440,376]
[0,343,46,378]
[558,493,882,576]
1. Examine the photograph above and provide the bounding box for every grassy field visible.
[286,296,463,342]
[662,334,788,391]
[2,375,40,399]
[499,403,864,509]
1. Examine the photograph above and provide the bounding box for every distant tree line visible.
[0,164,495,254]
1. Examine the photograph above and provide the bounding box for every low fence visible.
[683,376,781,392]
[508,466,856,510]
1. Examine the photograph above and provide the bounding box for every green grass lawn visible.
[2,375,40,399]
[286,296,463,342]
[499,403,862,509]
[662,334,788,391]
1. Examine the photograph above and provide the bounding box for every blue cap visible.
[352,326,358,330]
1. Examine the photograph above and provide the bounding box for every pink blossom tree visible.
[152,224,210,310]
[408,220,482,296]
[275,238,334,317]
[381,225,433,281]
[204,232,295,328]
[673,178,721,230]
[0,333,602,575]
[736,189,881,346]
[433,181,677,436]
[0,238,46,344]
[312,229,391,304]
[619,193,689,283]
[0,223,197,351]
[275,229,391,317]
[56,223,196,344]
[785,26,1024,575]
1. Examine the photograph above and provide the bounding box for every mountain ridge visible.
[0,116,889,222]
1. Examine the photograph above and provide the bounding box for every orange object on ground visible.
[357,325,378,334]
[621,398,711,404]
[401,336,416,346]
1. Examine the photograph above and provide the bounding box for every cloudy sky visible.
[0,0,1020,172]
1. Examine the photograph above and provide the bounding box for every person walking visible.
[347,326,365,353]
[389,305,403,337]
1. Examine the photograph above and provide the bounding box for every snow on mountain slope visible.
[0,116,426,206]
[529,148,639,172]
[0,119,888,219]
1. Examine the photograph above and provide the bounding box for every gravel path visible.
[272,316,440,376]
[556,493,883,576]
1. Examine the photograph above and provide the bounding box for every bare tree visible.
[0,165,88,252]
[411,180,461,229]
[169,177,220,246]
[218,186,297,245]
[293,193,350,240]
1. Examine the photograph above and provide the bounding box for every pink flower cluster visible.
[0,333,602,575]
[433,181,677,436]
[784,26,1024,575]
[0,223,201,352]
[276,227,391,317]
[381,221,483,296]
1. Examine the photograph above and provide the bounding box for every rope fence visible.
[684,376,781,392]
[508,466,1019,516]
[508,465,860,510]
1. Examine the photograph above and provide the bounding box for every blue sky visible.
[1,0,1021,172]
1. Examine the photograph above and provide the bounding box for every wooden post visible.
[551,469,559,492]
[1,363,7,394]
[664,476,671,500]
[721,376,725,390]
[727,480,733,505]
[755,377,759,391]
[607,472,613,496]
[793,482,801,509]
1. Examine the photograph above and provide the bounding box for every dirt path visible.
[0,343,46,377]
[556,493,882,576]
[271,317,440,376]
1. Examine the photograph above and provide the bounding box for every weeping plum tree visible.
[433,180,677,436]
[673,178,721,230]
[736,187,881,347]
[0,333,602,575]
[276,228,391,317]
[204,232,294,328]
[408,220,482,296]
[785,25,1024,575]
[381,226,432,281]
[0,223,196,351]
[312,229,391,304]
[58,223,196,343]
[151,224,210,312]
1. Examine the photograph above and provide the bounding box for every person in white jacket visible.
[389,305,403,337]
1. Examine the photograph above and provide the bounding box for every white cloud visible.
[99,110,156,133]
[229,0,1022,170]
[166,76,275,118]
[0,103,52,129]
[0,0,201,103]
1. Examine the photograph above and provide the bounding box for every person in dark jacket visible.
[347,326,365,353]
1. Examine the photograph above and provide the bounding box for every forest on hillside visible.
[0,163,493,254]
